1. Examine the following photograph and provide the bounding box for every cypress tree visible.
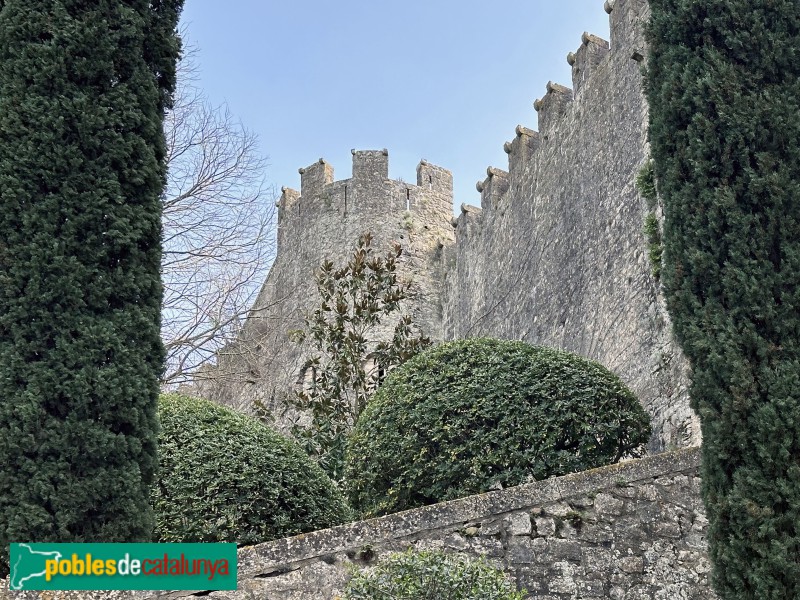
[0,0,183,574]
[646,0,800,597]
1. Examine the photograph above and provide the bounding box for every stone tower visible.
[208,150,454,419]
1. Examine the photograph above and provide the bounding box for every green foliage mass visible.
[342,549,525,600]
[345,339,651,517]
[0,0,182,575]
[646,0,800,596]
[153,394,352,544]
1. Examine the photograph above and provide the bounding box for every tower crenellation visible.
[476,166,510,212]
[276,150,454,254]
[416,159,452,196]
[276,186,300,252]
[569,32,611,95]
[298,158,333,199]
[534,81,574,136]
[351,148,388,183]
[285,151,453,221]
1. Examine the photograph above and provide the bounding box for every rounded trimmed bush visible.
[153,394,352,544]
[345,339,651,516]
[342,549,525,600]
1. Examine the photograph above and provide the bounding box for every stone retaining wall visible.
[161,447,712,599]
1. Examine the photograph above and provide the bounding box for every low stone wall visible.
[1,448,712,600]
[162,447,711,599]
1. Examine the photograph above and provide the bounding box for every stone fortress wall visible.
[209,0,699,451]
[441,0,696,452]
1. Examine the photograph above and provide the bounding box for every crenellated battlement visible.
[454,203,482,235]
[276,150,453,254]
[276,186,300,251]
[351,148,389,182]
[607,0,650,56]
[534,81,573,136]
[449,203,485,262]
[475,166,510,212]
[569,32,610,95]
[504,125,539,180]
[465,0,649,214]
[278,186,300,212]
[298,158,333,198]
[464,1,643,210]
[417,159,453,195]
[284,150,452,210]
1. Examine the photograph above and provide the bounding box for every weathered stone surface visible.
[534,516,557,537]
[595,493,626,516]
[507,512,533,536]
[546,539,583,563]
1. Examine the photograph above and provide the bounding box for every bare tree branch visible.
[160,39,277,386]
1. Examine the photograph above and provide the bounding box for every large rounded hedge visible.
[153,394,352,544]
[343,549,525,600]
[345,339,651,516]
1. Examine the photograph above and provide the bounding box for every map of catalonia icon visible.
[9,544,63,590]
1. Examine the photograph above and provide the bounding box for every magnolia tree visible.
[284,233,431,481]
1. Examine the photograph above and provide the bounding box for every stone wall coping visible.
[233,447,700,580]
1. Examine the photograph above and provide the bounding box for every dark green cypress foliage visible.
[0,0,183,574]
[646,0,800,597]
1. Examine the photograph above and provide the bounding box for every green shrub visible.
[635,160,658,209]
[0,1,182,575]
[342,549,525,600]
[345,339,651,517]
[637,161,663,279]
[153,394,352,544]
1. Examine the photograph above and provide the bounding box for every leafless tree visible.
[160,43,276,386]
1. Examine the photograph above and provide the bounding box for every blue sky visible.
[179,1,611,210]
